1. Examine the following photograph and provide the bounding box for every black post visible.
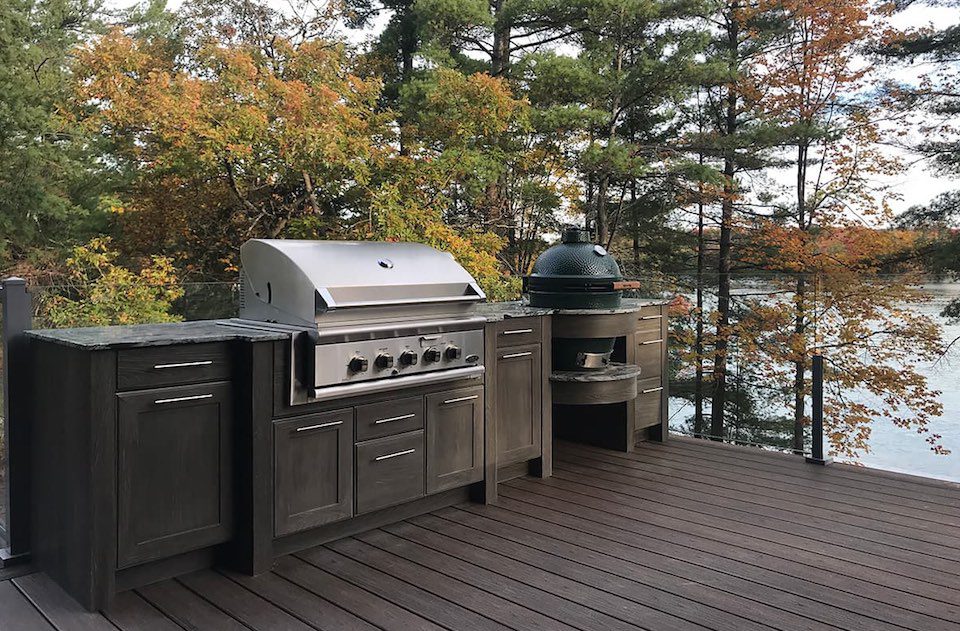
[1,277,32,565]
[805,352,831,465]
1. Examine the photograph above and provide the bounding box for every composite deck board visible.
[439,504,954,631]
[399,513,829,631]
[3,438,959,631]
[555,453,960,551]
[664,437,960,501]
[506,476,960,599]
[137,579,250,631]
[489,489,960,624]
[371,523,647,631]
[102,591,184,631]
[271,555,446,631]
[548,465,960,582]
[0,580,56,630]
[12,573,118,631]
[219,568,379,631]
[564,441,960,523]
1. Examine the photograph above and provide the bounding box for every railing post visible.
[805,352,831,465]
[1,277,32,565]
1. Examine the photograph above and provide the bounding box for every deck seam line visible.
[213,567,332,631]
[171,576,259,631]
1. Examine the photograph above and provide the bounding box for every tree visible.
[0,0,104,270]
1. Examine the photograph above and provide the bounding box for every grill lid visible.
[524,227,627,309]
[240,239,485,327]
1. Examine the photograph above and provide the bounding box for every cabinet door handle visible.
[501,328,533,335]
[153,360,213,369]
[154,393,214,405]
[501,351,532,359]
[296,420,343,432]
[374,413,416,425]
[641,339,663,345]
[374,448,416,461]
[642,386,664,394]
[639,315,662,321]
[442,394,479,405]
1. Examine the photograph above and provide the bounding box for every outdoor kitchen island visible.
[23,240,669,612]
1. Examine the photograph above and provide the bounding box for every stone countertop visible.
[477,298,667,321]
[550,363,641,382]
[25,319,293,350]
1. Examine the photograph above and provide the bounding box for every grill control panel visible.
[314,329,484,389]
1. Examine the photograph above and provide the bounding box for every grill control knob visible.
[399,350,419,366]
[423,347,442,363]
[348,355,369,372]
[375,353,394,369]
[445,345,462,360]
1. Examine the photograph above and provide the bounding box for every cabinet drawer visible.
[356,431,425,514]
[356,396,424,442]
[118,343,231,390]
[274,409,354,536]
[636,329,664,379]
[636,307,664,333]
[636,377,664,430]
[495,318,542,348]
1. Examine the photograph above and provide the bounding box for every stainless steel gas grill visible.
[238,239,487,403]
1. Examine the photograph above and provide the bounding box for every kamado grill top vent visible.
[524,227,638,310]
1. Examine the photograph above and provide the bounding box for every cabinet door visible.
[426,387,484,493]
[274,409,353,536]
[496,344,542,466]
[117,382,234,568]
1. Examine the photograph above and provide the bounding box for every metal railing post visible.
[1,277,32,564]
[805,352,831,465]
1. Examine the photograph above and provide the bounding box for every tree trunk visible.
[710,14,739,440]
[491,0,511,76]
[793,142,809,454]
[397,8,417,156]
[694,171,706,438]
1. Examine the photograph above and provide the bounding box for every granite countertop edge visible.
[25,319,292,350]
[477,298,668,321]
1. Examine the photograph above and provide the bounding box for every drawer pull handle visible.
[641,339,664,345]
[501,328,533,335]
[639,315,662,321]
[443,394,479,405]
[374,448,416,461]
[296,420,343,432]
[375,413,416,425]
[153,360,213,369]
[154,394,214,405]
[642,386,664,394]
[502,351,532,359]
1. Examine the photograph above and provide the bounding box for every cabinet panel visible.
[496,344,542,466]
[426,386,484,493]
[274,409,353,536]
[117,382,233,568]
[356,431,425,514]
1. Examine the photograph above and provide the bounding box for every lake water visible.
[669,280,960,483]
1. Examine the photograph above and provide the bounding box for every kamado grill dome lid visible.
[524,227,636,309]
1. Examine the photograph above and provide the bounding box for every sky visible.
[102,0,960,217]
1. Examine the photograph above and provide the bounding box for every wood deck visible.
[2,437,958,631]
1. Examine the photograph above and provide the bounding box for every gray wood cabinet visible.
[356,431,425,513]
[426,386,484,493]
[116,381,234,568]
[273,409,353,536]
[495,344,542,466]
